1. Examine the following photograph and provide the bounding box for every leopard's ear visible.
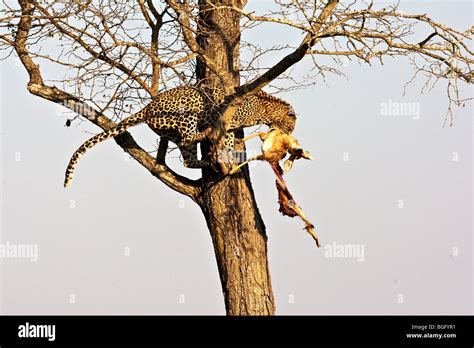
[302,151,314,160]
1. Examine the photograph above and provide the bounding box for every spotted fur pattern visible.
[64,85,296,187]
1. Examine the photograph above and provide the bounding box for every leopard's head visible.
[270,104,296,134]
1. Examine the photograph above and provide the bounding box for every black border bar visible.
[0,315,472,346]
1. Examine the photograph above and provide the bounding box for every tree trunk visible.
[195,0,275,315]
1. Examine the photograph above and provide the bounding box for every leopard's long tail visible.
[64,110,147,188]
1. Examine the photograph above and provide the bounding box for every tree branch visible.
[165,0,235,92]
[235,0,339,98]
[217,0,340,132]
[14,0,200,200]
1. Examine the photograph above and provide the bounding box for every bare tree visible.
[0,0,472,315]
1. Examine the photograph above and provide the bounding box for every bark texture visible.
[195,0,275,315]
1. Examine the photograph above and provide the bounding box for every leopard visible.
[63,85,297,187]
